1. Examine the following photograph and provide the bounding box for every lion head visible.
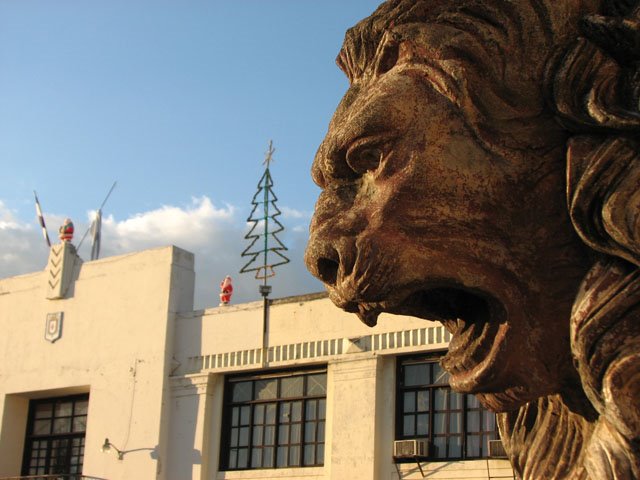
[305,0,640,478]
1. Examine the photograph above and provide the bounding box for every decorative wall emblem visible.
[45,312,63,343]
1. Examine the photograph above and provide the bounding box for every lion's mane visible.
[339,1,640,478]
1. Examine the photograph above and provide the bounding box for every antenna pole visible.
[77,181,117,250]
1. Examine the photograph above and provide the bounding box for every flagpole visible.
[33,190,51,248]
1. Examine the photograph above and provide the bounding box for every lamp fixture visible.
[101,438,124,460]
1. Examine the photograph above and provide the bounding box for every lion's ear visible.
[567,135,640,267]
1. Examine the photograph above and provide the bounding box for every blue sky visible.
[0,1,382,307]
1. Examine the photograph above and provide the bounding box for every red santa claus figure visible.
[219,276,233,306]
[59,218,74,242]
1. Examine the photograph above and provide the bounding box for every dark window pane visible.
[263,447,274,467]
[318,444,325,463]
[34,403,52,419]
[467,411,480,432]
[72,416,87,433]
[449,412,462,434]
[451,392,463,410]
[277,446,288,467]
[434,413,446,434]
[75,400,89,415]
[318,399,326,419]
[304,445,315,465]
[237,448,248,468]
[240,406,250,425]
[433,363,449,384]
[232,381,252,402]
[33,419,50,435]
[434,388,448,410]
[483,411,496,431]
[404,364,429,386]
[239,427,249,446]
[449,435,462,457]
[403,414,415,436]
[265,404,277,424]
[264,426,275,445]
[417,391,429,411]
[281,376,304,398]
[433,437,447,459]
[305,422,316,443]
[307,374,327,395]
[467,435,480,457]
[306,401,317,421]
[317,421,325,440]
[467,394,480,408]
[230,428,238,446]
[251,448,262,468]
[291,401,302,422]
[252,426,263,446]
[290,445,300,466]
[291,424,301,444]
[280,402,291,423]
[254,404,265,424]
[404,392,415,413]
[417,413,429,436]
[278,425,289,444]
[231,407,239,427]
[54,402,72,417]
[255,379,277,400]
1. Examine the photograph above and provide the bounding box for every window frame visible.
[220,367,327,471]
[396,353,498,461]
[21,393,89,476]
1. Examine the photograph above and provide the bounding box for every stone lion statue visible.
[304,0,640,478]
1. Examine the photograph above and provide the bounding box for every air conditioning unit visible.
[488,439,508,458]
[393,439,429,458]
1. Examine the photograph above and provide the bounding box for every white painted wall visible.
[0,245,194,480]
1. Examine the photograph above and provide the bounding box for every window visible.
[397,355,497,460]
[21,394,89,476]
[221,368,326,470]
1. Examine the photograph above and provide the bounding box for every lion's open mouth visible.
[339,285,507,391]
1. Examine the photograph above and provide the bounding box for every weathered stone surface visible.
[304,1,640,478]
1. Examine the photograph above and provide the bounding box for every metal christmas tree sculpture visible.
[240,140,290,299]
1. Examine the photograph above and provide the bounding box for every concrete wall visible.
[0,245,194,480]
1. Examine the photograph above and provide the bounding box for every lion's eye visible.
[346,146,383,175]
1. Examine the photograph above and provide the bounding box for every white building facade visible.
[0,245,514,479]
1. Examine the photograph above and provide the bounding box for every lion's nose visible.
[305,239,356,288]
[316,257,339,286]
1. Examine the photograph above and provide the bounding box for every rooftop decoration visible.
[240,140,290,298]
[219,276,233,306]
[58,218,74,243]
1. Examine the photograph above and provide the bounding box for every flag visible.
[90,209,102,260]
[33,191,51,247]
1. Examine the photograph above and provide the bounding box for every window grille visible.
[396,355,498,460]
[221,368,327,470]
[21,394,89,476]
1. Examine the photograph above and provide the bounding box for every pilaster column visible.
[168,373,214,480]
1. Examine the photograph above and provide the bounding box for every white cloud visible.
[0,197,323,309]
[280,206,311,219]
